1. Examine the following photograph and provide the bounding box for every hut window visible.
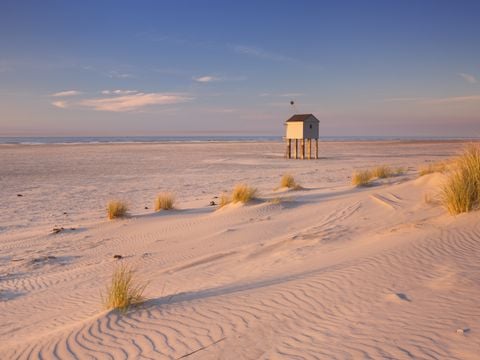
[309,124,312,129]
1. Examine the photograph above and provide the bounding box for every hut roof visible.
[285,114,319,123]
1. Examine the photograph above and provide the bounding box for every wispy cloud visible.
[51,100,68,108]
[193,74,246,83]
[80,92,192,112]
[193,75,221,83]
[458,72,477,84]
[101,89,138,95]
[259,92,303,98]
[426,95,480,104]
[383,97,426,102]
[107,70,134,79]
[230,44,296,63]
[51,90,82,97]
[384,95,480,104]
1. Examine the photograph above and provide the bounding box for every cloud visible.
[193,75,221,83]
[80,92,192,112]
[458,73,477,84]
[101,89,138,95]
[426,95,480,104]
[51,100,68,108]
[193,74,247,83]
[259,92,303,98]
[51,90,81,97]
[230,44,296,62]
[384,95,480,104]
[383,97,426,102]
[107,70,134,79]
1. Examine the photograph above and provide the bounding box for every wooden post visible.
[295,139,299,159]
[308,138,312,159]
[301,139,305,159]
[315,139,319,159]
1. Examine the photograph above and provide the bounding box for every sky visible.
[1,0,480,137]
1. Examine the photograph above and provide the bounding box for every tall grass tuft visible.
[372,165,393,179]
[154,192,175,211]
[442,145,480,214]
[107,200,128,219]
[103,263,147,312]
[280,174,302,189]
[419,162,447,176]
[219,193,231,208]
[232,183,257,203]
[352,170,373,187]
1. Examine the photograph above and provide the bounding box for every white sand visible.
[1,141,479,359]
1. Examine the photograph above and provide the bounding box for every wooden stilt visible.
[288,139,292,159]
[308,138,312,159]
[315,139,319,159]
[295,139,298,159]
[301,139,305,159]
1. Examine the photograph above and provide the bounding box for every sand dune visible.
[1,141,479,359]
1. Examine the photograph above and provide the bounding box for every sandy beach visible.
[1,140,479,359]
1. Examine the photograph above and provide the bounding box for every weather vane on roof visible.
[290,100,298,113]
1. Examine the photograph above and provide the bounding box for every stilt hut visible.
[284,114,319,159]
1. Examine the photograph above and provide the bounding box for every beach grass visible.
[219,193,231,208]
[107,200,128,219]
[352,170,373,186]
[395,167,406,176]
[442,145,480,214]
[154,192,175,211]
[372,165,393,179]
[419,162,447,176]
[232,183,257,203]
[103,264,147,312]
[280,174,302,189]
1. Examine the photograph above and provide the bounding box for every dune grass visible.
[280,174,302,190]
[394,167,406,176]
[154,192,175,211]
[352,164,402,187]
[419,162,447,176]
[442,145,480,214]
[232,183,257,203]
[372,165,393,179]
[218,184,257,208]
[107,200,128,219]
[352,170,373,186]
[219,193,231,208]
[103,264,147,312]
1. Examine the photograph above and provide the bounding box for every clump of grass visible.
[107,200,128,219]
[419,162,447,176]
[154,192,175,211]
[279,174,302,190]
[232,184,257,203]
[352,170,373,187]
[217,184,258,209]
[103,264,147,312]
[372,165,393,179]
[442,145,480,214]
[219,193,231,208]
[394,167,406,176]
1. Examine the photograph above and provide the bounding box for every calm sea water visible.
[0,135,478,145]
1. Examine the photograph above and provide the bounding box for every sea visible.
[0,135,478,145]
